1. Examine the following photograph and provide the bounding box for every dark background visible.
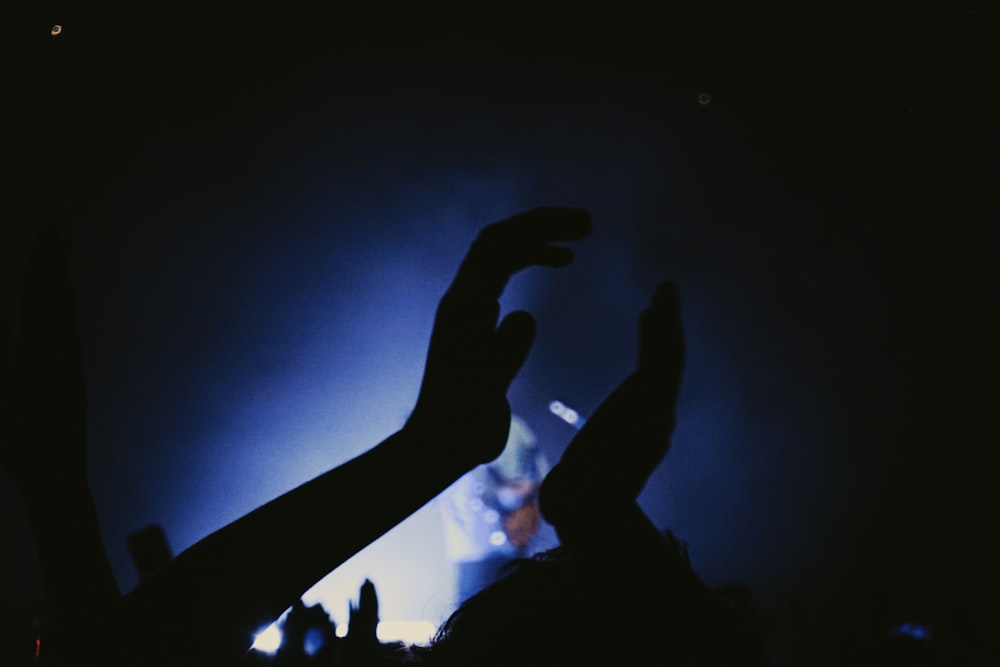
[2,1,994,659]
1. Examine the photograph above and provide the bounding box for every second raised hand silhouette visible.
[539,281,685,537]
[411,282,758,667]
[117,208,591,666]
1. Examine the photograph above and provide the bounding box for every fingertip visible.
[575,209,594,238]
[652,281,680,311]
[518,206,594,240]
[548,206,593,239]
[538,245,575,268]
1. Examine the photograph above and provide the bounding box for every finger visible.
[492,310,536,391]
[651,280,681,315]
[450,207,593,299]
[638,281,684,385]
[484,207,594,244]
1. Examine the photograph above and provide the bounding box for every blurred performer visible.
[438,415,549,605]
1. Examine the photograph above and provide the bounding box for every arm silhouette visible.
[537,282,706,578]
[0,220,121,662]
[539,280,714,602]
[538,283,767,665]
[118,207,592,664]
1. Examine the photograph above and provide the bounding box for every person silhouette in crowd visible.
[1,208,593,666]
[126,524,174,585]
[272,599,339,665]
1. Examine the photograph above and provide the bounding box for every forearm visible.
[17,475,121,654]
[120,423,476,664]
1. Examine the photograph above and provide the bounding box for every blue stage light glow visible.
[890,622,932,641]
[303,627,326,656]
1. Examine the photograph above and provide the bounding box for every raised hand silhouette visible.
[118,208,591,665]
[409,207,592,466]
[539,281,684,537]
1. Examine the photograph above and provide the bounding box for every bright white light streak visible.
[250,622,283,654]
[549,400,586,429]
[377,620,438,645]
[252,618,438,651]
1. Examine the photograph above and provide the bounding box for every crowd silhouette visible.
[0,209,951,665]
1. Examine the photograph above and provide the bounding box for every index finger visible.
[448,207,593,299]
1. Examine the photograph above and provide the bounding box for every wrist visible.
[404,403,509,469]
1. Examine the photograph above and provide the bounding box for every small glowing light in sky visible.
[250,623,283,654]
[50,25,62,36]
[698,92,712,106]
[489,530,507,546]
